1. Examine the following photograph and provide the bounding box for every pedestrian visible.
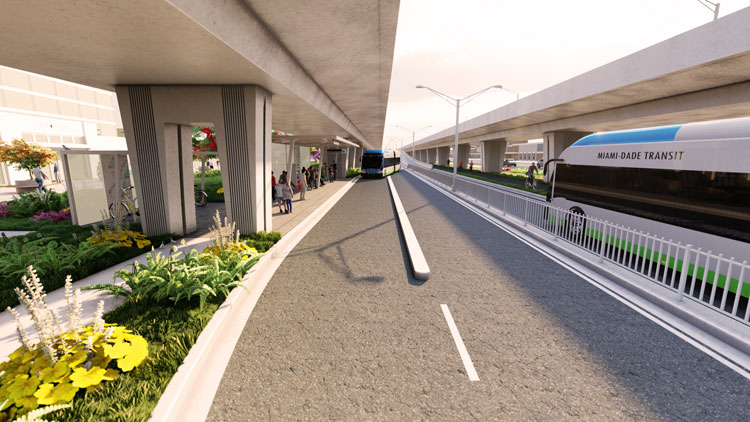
[446,158,450,167]
[271,171,277,203]
[276,174,286,213]
[469,161,473,172]
[281,178,293,213]
[320,164,326,186]
[53,163,60,182]
[32,166,48,192]
[331,162,337,181]
[300,167,308,200]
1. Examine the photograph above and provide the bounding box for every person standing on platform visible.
[300,167,308,200]
[281,178,293,213]
[331,162,337,181]
[53,163,60,182]
[276,174,286,214]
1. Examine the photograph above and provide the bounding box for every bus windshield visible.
[362,154,382,170]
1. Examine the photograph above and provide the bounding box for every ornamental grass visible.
[0,268,148,421]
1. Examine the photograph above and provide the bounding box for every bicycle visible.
[195,189,208,207]
[524,175,538,189]
[109,185,138,222]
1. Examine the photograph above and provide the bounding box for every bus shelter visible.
[59,149,134,227]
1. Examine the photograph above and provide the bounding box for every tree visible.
[0,139,57,178]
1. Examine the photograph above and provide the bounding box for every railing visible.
[405,162,750,326]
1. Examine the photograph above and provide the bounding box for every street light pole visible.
[416,84,502,191]
[697,0,720,20]
[396,124,431,162]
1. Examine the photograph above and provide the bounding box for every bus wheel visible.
[566,207,587,242]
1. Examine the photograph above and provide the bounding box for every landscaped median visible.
[0,211,281,421]
[432,164,547,195]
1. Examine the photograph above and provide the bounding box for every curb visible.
[404,168,750,358]
[387,176,429,280]
[149,178,359,422]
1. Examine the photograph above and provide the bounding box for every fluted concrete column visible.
[427,148,437,164]
[457,144,470,168]
[437,146,450,166]
[480,139,507,172]
[116,85,272,236]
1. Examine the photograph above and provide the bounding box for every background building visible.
[0,65,125,186]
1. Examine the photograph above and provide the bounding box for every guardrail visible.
[405,161,750,326]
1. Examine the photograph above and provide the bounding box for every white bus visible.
[546,117,750,301]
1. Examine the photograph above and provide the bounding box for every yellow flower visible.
[13,395,37,409]
[117,335,148,372]
[33,381,78,405]
[102,368,119,381]
[69,366,107,388]
[217,187,224,194]
[7,374,40,400]
[103,340,130,360]
[60,350,88,369]
[39,360,69,384]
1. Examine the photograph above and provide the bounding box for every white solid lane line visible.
[441,304,480,382]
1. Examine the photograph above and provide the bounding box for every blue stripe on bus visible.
[572,125,682,146]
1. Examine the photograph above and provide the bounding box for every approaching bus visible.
[361,149,400,178]
[546,117,750,266]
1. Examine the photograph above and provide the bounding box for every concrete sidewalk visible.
[0,177,358,362]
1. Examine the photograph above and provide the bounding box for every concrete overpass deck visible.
[206,172,750,420]
[411,7,750,172]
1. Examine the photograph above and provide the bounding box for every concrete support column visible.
[480,139,507,173]
[355,147,362,168]
[286,140,296,186]
[427,148,437,165]
[543,131,590,181]
[457,144,470,168]
[437,146,450,166]
[116,84,272,236]
[347,146,356,170]
[337,148,348,179]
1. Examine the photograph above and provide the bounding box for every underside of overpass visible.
[0,0,400,235]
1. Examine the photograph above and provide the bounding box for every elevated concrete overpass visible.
[412,7,750,172]
[0,0,399,235]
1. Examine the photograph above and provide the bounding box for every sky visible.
[381,0,749,150]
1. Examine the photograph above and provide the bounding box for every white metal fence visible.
[405,163,750,326]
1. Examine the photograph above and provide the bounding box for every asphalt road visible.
[207,172,750,421]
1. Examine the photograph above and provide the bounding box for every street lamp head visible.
[492,85,503,89]
[416,85,426,89]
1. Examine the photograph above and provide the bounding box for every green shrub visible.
[347,167,361,178]
[5,191,68,218]
[193,169,221,178]
[0,223,175,310]
[241,231,281,253]
[85,243,260,309]
[0,235,116,309]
